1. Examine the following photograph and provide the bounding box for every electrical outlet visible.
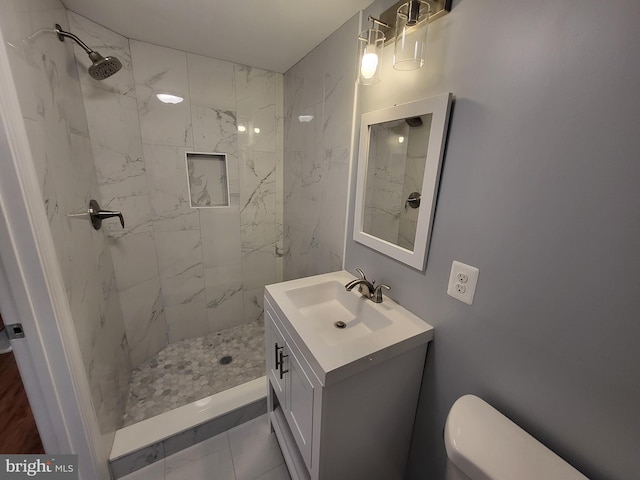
[447,261,479,305]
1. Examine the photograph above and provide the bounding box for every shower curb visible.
[109,377,267,479]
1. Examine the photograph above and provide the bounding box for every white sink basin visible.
[285,279,392,346]
[265,270,433,384]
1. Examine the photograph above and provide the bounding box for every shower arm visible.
[53,23,122,81]
[54,24,94,55]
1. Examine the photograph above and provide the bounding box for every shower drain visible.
[219,355,233,365]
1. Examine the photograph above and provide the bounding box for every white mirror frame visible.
[353,92,453,270]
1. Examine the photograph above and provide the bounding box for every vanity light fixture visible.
[357,16,389,85]
[156,93,184,104]
[358,0,451,83]
[393,0,430,71]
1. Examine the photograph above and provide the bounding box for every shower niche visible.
[186,152,230,208]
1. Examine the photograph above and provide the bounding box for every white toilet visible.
[444,395,589,480]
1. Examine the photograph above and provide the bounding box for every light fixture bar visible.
[368,16,391,29]
[377,0,451,41]
[358,16,391,42]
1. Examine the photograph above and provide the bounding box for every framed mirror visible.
[353,93,453,270]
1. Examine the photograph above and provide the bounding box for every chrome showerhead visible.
[55,24,122,80]
[87,51,122,80]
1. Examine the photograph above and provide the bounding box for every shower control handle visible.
[88,199,125,230]
[405,191,421,210]
[94,210,125,228]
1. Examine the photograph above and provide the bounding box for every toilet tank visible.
[444,395,589,480]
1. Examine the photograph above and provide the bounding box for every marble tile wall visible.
[70,12,284,362]
[129,40,283,345]
[0,0,131,451]
[68,12,168,369]
[283,15,359,280]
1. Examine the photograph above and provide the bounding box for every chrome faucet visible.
[345,269,391,304]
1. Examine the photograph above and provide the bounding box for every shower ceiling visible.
[60,0,375,73]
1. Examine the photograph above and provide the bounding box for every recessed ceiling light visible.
[238,125,246,132]
[254,127,261,134]
[298,115,314,123]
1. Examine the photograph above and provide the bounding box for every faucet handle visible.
[95,209,125,228]
[372,284,390,303]
[87,199,125,230]
[354,269,371,295]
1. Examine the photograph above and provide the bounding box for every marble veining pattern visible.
[130,40,193,147]
[69,13,284,371]
[129,39,283,347]
[0,0,131,452]
[123,321,264,426]
[69,12,168,369]
[283,15,359,281]
[192,106,238,156]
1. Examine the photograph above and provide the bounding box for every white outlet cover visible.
[447,261,479,305]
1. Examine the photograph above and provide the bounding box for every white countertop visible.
[265,270,434,385]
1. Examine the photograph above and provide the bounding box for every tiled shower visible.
[69,12,284,372]
[0,0,355,465]
[68,12,284,424]
[68,2,356,431]
[123,321,264,426]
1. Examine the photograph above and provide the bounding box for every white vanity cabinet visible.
[266,311,287,402]
[264,271,434,480]
[265,307,317,469]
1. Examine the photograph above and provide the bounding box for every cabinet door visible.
[266,309,286,406]
[286,346,315,471]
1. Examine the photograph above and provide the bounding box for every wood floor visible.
[0,313,44,453]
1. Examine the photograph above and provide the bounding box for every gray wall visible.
[345,0,640,479]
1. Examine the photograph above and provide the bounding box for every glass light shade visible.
[357,28,385,85]
[393,1,430,71]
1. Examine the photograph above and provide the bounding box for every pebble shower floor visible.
[123,320,265,426]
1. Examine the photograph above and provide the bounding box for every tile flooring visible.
[124,321,265,425]
[120,414,291,480]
